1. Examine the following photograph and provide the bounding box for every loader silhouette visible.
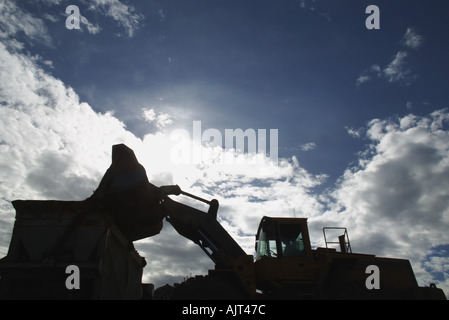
[0,144,445,299]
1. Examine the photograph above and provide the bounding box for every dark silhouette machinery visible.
[0,144,446,299]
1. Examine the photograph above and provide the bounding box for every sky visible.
[0,0,448,296]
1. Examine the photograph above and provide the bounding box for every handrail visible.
[322,227,352,253]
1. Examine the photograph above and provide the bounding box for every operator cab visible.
[255,217,311,260]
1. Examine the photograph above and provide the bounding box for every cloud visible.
[300,142,317,151]
[357,51,417,86]
[142,108,174,129]
[38,0,64,4]
[135,224,213,286]
[401,27,424,50]
[87,0,144,37]
[80,15,102,35]
[158,9,166,22]
[0,1,52,46]
[1,0,142,41]
[382,51,417,84]
[283,142,318,154]
[357,28,424,86]
[345,126,365,139]
[355,74,371,86]
[356,65,381,86]
[322,110,449,294]
[299,0,331,22]
[299,0,317,11]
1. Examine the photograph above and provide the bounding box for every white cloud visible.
[80,15,102,35]
[142,108,157,122]
[322,110,449,294]
[38,0,64,4]
[356,74,371,86]
[357,28,423,86]
[158,9,166,22]
[0,1,52,46]
[357,51,417,86]
[401,27,424,50]
[88,0,144,37]
[142,108,174,129]
[299,0,317,11]
[356,64,381,86]
[0,39,142,256]
[300,142,317,151]
[1,0,142,42]
[299,0,331,22]
[383,51,416,84]
[345,126,365,139]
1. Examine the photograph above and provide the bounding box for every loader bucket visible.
[86,144,166,241]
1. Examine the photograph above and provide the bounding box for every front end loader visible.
[0,144,446,300]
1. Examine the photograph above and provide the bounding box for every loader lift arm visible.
[160,191,256,298]
[162,192,247,268]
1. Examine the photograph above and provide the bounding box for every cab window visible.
[279,223,305,258]
[255,221,278,259]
